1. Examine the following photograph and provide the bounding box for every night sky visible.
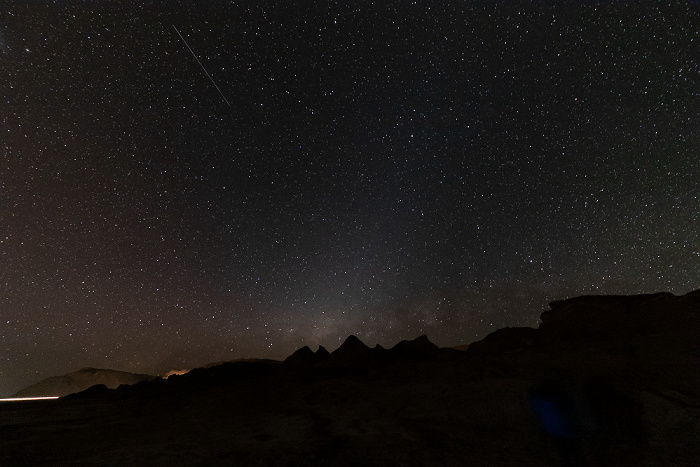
[2,1,699,396]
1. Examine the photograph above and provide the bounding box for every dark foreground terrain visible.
[2,291,700,466]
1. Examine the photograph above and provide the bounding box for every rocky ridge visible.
[2,289,699,466]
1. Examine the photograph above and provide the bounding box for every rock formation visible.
[11,367,155,398]
[2,289,699,466]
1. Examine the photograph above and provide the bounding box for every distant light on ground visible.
[163,369,191,378]
[0,396,60,402]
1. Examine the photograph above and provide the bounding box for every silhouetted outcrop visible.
[326,335,374,367]
[389,334,439,359]
[315,345,330,360]
[281,335,445,375]
[467,327,538,355]
[539,292,672,347]
[180,359,281,386]
[12,367,155,398]
[537,291,699,350]
[63,384,111,400]
[283,345,316,367]
[3,290,699,466]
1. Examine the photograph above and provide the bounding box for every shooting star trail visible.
[172,24,231,107]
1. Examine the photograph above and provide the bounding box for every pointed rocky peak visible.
[389,334,439,359]
[327,335,374,366]
[413,334,437,348]
[373,343,389,358]
[284,346,316,366]
[334,335,370,353]
[315,345,330,359]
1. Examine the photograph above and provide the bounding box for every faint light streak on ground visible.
[0,396,60,402]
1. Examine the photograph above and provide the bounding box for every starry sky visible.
[1,1,699,396]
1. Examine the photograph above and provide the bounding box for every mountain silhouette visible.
[283,345,316,366]
[11,367,155,398]
[328,334,373,364]
[389,333,439,358]
[2,290,699,466]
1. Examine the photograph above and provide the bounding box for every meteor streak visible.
[172,24,231,107]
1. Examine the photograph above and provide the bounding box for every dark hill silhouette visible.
[389,333,439,359]
[315,345,330,360]
[11,367,155,398]
[467,326,538,355]
[537,291,696,348]
[283,345,316,366]
[327,334,373,365]
[2,289,699,466]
